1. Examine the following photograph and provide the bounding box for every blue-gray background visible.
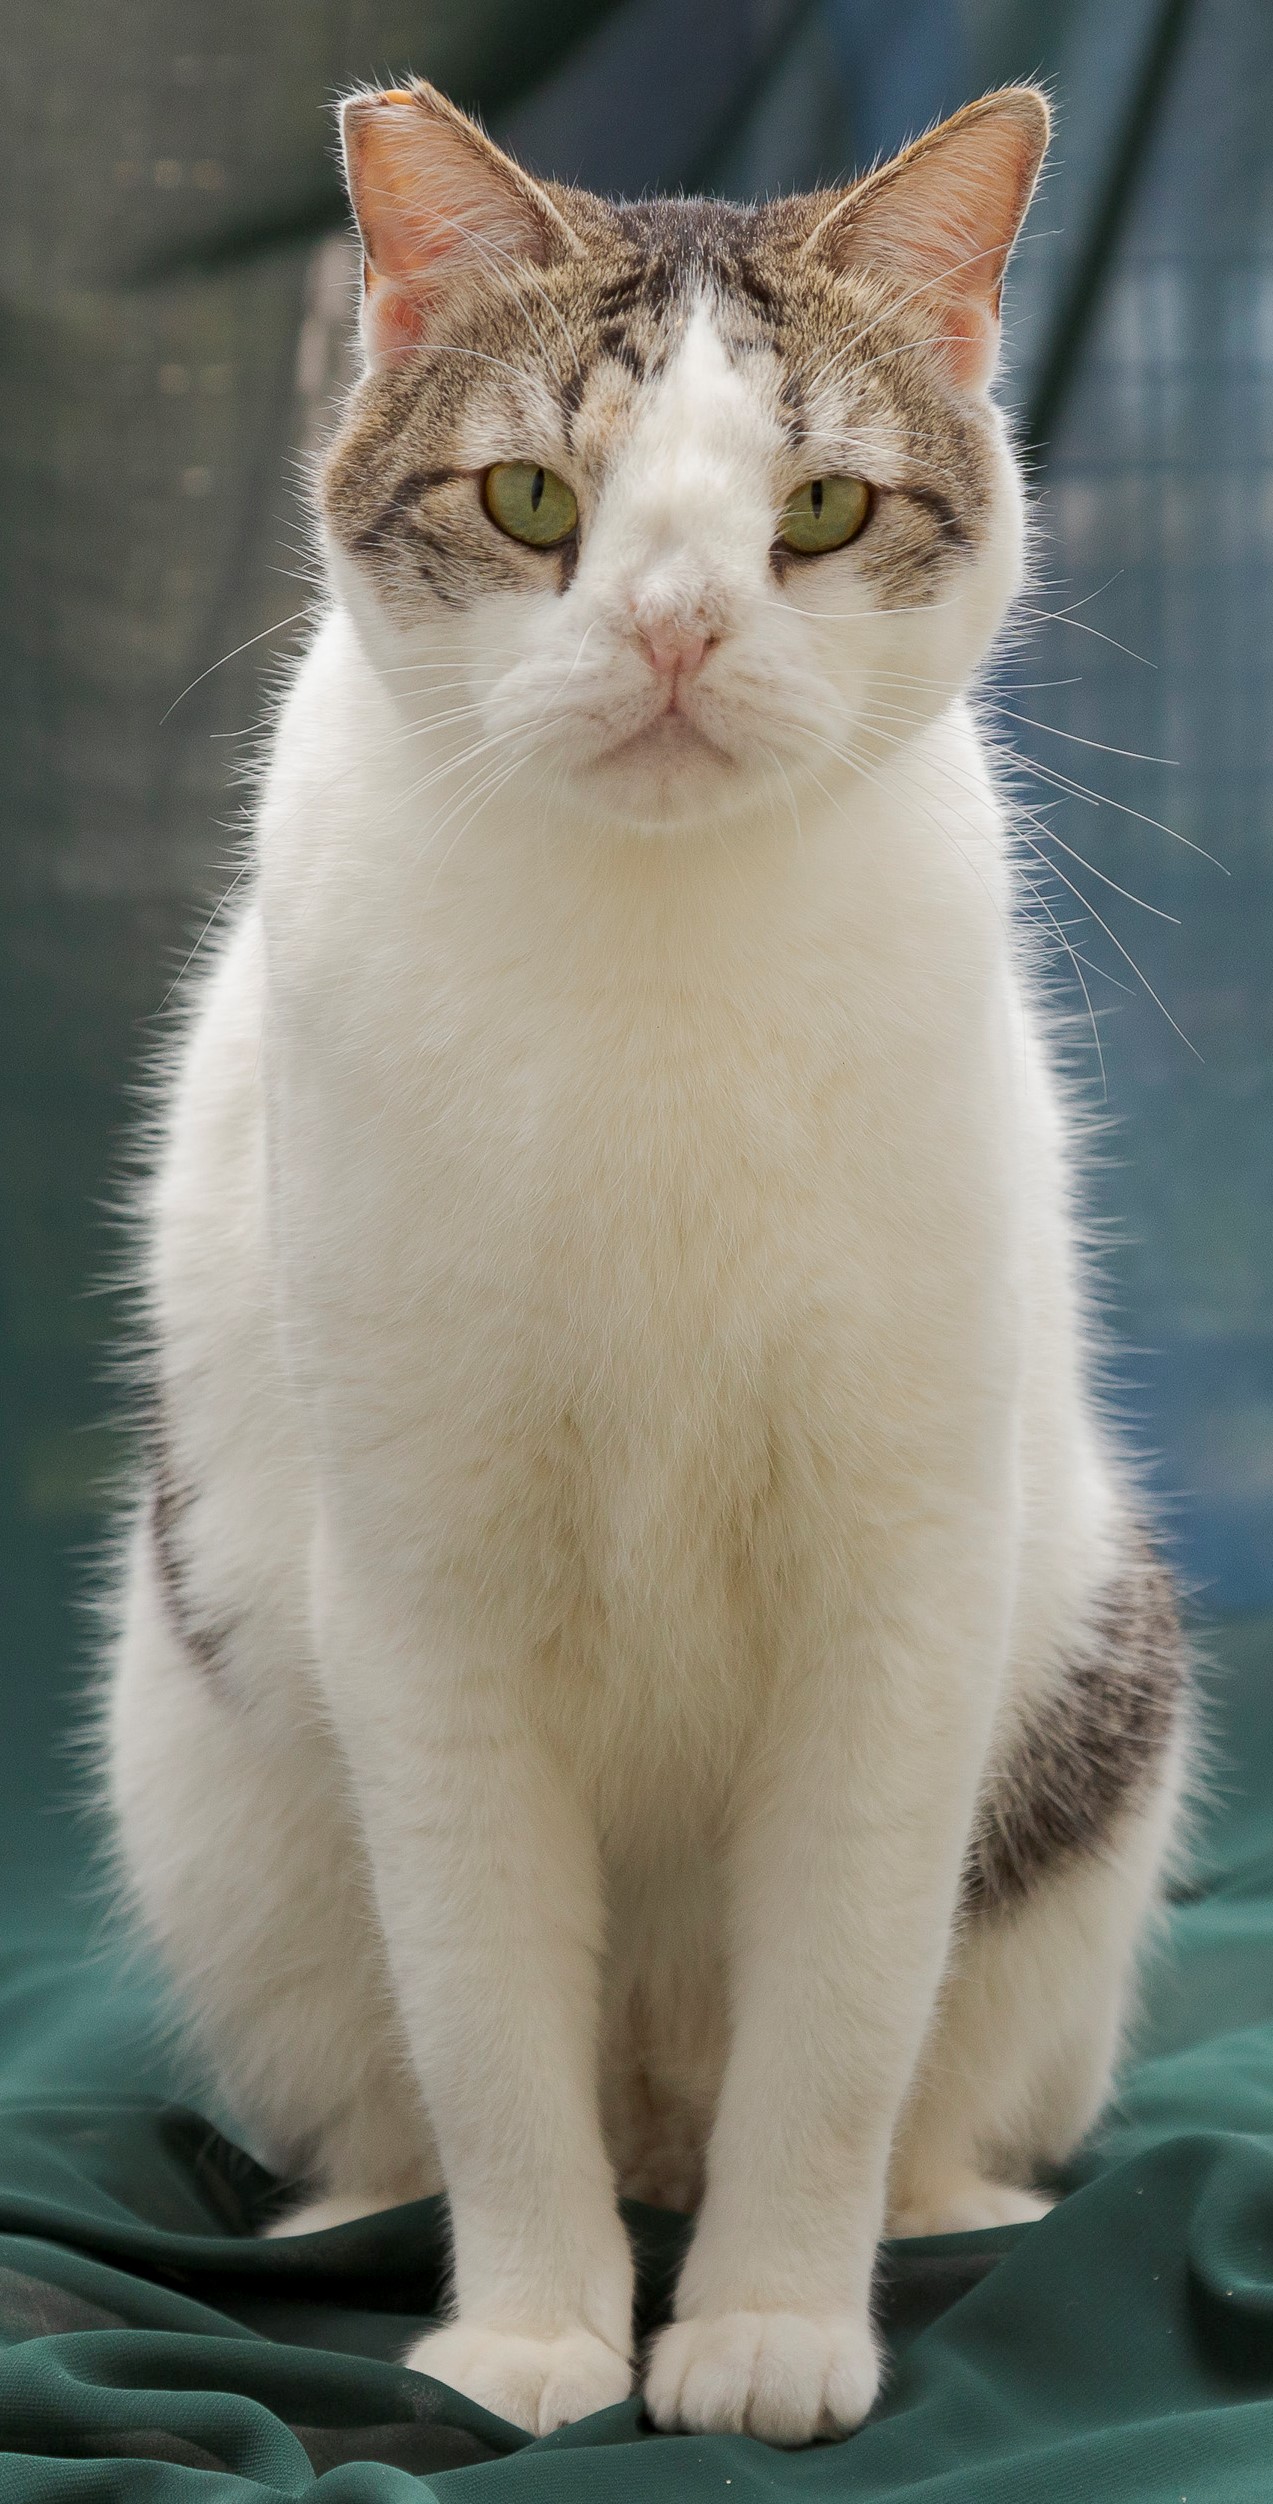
[3,0,1269,1819]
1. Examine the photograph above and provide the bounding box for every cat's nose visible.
[633,617,712,680]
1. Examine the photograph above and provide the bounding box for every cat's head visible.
[322,80,1048,833]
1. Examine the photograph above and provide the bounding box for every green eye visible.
[483,461,578,549]
[778,475,871,555]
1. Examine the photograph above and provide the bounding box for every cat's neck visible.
[274,607,1001,1012]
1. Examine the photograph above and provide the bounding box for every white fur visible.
[107,298,1180,2446]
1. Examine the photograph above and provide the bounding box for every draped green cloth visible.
[1,1615,1271,2497]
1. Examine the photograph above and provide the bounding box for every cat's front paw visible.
[644,2309,879,2445]
[406,2320,632,2434]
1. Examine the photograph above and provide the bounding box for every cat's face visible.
[322,84,1047,832]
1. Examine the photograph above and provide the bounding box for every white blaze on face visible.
[480,300,824,826]
[582,298,781,658]
[468,293,1020,834]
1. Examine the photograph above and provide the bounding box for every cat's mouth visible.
[591,711,735,775]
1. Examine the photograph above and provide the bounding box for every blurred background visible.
[2,0,1270,1843]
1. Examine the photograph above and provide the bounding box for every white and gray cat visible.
[106,81,1188,2444]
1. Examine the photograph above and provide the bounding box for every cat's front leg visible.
[645,1517,1012,2445]
[316,1553,634,2436]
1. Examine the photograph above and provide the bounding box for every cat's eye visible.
[483,462,578,549]
[778,476,871,556]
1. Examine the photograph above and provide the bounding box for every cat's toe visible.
[406,2321,632,2435]
[889,2174,1053,2237]
[644,2309,879,2446]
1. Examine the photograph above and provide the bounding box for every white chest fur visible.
[254,617,1024,1821]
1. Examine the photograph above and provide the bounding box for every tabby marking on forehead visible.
[322,182,996,619]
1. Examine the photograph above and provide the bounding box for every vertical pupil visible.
[530,468,545,512]
[811,479,824,520]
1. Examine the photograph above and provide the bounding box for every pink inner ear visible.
[362,272,439,366]
[826,99,1047,393]
[342,96,552,366]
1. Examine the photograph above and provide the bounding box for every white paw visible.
[889,2175,1053,2238]
[263,2190,399,2238]
[406,2321,632,2435]
[645,2310,880,2446]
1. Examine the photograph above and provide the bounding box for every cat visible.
[104,78,1189,2445]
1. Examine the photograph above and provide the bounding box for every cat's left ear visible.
[339,81,581,371]
[801,87,1049,393]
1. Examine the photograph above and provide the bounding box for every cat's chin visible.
[572,712,751,831]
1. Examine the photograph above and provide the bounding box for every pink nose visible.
[636,619,711,680]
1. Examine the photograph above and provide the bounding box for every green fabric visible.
[2,1618,1272,2498]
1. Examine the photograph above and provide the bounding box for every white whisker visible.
[996,706,1178,771]
[160,610,313,724]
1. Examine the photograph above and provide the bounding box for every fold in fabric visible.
[1,1618,1271,2498]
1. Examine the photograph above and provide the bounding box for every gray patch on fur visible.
[963,1539,1186,1916]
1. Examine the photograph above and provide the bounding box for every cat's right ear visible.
[339,82,580,371]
